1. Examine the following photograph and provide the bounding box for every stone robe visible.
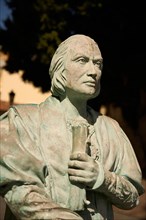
[0,96,144,220]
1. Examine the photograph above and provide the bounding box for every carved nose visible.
[87,61,102,79]
[87,62,97,78]
[87,72,97,79]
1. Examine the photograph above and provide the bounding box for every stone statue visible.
[0,34,144,220]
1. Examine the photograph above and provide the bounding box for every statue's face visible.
[64,38,103,100]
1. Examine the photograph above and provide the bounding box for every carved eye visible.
[77,57,87,64]
[94,60,103,69]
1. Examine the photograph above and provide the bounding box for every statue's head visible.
[49,34,102,99]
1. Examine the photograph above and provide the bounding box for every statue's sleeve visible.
[0,108,82,220]
[92,117,145,210]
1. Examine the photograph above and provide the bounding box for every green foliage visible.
[1,0,146,97]
[1,0,106,91]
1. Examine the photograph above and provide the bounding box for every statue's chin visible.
[87,86,100,100]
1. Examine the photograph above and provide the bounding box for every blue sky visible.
[0,0,12,29]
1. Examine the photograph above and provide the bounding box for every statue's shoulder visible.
[8,104,40,128]
[12,103,39,117]
[95,114,123,136]
[97,114,119,126]
[0,103,39,121]
[10,96,58,121]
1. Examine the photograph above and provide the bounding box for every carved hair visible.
[49,34,98,98]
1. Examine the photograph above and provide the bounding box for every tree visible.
[1,0,146,114]
[1,0,119,92]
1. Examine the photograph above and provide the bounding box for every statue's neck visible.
[60,97,88,120]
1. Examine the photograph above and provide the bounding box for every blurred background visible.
[0,0,146,219]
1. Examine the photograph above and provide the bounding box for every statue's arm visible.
[3,184,82,220]
[0,109,82,220]
[95,169,142,210]
[91,121,145,210]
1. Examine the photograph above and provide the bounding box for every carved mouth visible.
[84,81,96,86]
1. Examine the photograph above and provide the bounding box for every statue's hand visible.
[68,152,100,188]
